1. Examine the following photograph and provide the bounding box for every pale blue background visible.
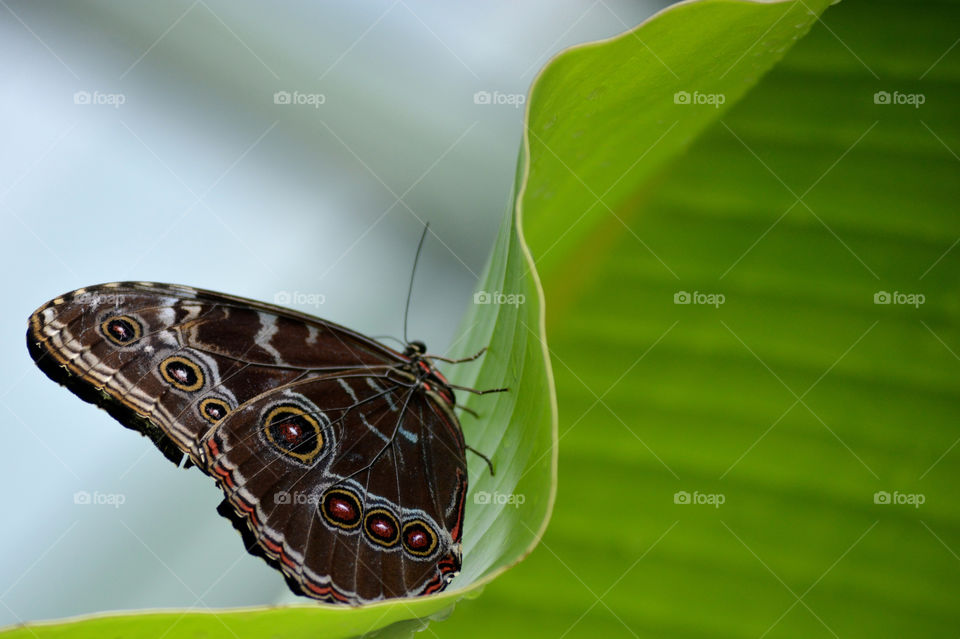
[0,0,667,625]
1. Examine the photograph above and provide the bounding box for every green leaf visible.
[435,0,960,637]
[522,0,833,275]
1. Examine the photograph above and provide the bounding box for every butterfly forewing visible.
[27,282,401,464]
[26,282,469,604]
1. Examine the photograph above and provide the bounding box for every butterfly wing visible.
[27,282,401,465]
[28,281,468,603]
[204,371,467,603]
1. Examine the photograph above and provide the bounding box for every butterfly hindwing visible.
[204,372,466,603]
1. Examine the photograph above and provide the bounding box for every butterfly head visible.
[404,340,427,358]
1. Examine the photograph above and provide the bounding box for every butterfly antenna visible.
[404,222,430,344]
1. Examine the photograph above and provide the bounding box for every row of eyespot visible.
[320,487,440,557]
[102,315,236,424]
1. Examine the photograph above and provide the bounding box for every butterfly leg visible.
[465,445,495,476]
[429,347,488,364]
[457,405,480,418]
[448,383,509,395]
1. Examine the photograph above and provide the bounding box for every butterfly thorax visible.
[397,340,456,408]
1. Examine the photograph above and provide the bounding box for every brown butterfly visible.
[26,278,500,605]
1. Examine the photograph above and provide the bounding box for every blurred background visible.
[0,0,672,627]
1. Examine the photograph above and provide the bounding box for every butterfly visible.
[26,274,501,605]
